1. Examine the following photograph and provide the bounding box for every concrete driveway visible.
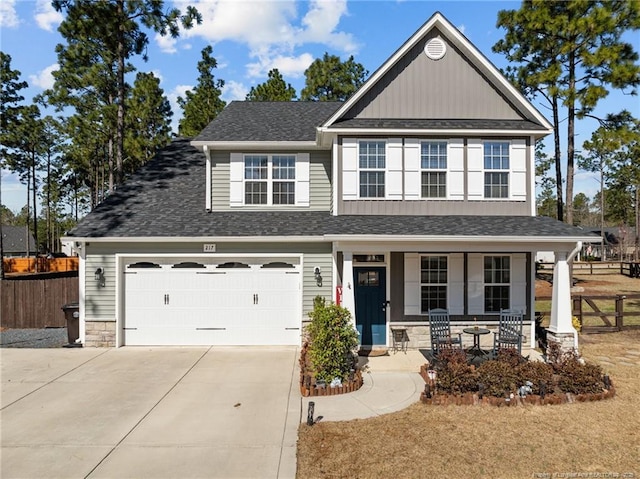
[1,347,300,479]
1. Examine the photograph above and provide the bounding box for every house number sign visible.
[203,244,216,253]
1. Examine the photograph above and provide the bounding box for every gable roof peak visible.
[321,11,552,133]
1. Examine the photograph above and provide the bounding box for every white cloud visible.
[180,0,358,79]
[155,32,178,54]
[35,0,63,32]
[29,63,58,90]
[457,24,466,35]
[167,84,193,133]
[222,80,248,102]
[246,52,314,79]
[0,0,19,28]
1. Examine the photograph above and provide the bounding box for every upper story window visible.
[244,154,295,205]
[484,142,509,198]
[421,141,447,198]
[359,141,386,198]
[484,255,510,312]
[420,255,448,313]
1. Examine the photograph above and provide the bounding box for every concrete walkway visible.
[1,347,300,479]
[301,350,428,423]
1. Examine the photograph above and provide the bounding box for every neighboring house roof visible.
[1,225,36,254]
[192,101,342,143]
[66,139,596,243]
[321,12,552,134]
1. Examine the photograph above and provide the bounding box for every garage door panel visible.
[123,261,301,346]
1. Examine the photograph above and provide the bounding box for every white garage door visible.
[123,259,301,346]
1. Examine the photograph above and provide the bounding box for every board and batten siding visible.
[210,150,331,211]
[84,242,332,322]
[344,27,524,121]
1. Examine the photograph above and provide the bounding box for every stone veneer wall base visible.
[85,321,116,347]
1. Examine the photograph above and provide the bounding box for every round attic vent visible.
[424,37,446,60]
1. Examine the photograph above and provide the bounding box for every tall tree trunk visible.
[116,0,125,187]
[552,95,563,222]
[635,184,639,261]
[46,150,51,252]
[600,167,606,261]
[566,51,576,226]
[31,151,38,256]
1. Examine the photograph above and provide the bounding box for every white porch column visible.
[548,243,581,351]
[341,251,356,327]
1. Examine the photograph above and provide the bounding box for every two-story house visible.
[64,12,595,350]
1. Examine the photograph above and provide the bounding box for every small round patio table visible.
[463,327,490,357]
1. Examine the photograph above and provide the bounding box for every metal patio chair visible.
[492,309,525,356]
[428,308,462,357]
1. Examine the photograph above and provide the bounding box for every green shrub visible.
[516,361,555,395]
[307,296,359,383]
[557,357,605,394]
[476,360,519,397]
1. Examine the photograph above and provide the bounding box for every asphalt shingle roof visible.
[330,118,548,131]
[193,101,342,142]
[1,225,37,254]
[67,139,596,241]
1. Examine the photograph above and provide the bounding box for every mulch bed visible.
[419,364,616,406]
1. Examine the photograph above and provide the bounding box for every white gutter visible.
[324,234,599,243]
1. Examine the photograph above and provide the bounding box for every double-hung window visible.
[420,255,448,313]
[359,140,386,198]
[421,141,447,198]
[244,154,295,205]
[484,142,509,198]
[484,256,510,312]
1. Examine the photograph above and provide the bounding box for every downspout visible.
[568,241,582,263]
[204,145,212,211]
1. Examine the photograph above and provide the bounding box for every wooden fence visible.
[537,261,625,275]
[0,272,79,329]
[536,294,640,333]
[3,257,79,274]
[621,262,640,278]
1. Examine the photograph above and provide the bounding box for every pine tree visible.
[177,46,226,137]
[246,69,296,101]
[493,0,640,224]
[52,0,201,187]
[300,53,368,101]
[125,72,172,173]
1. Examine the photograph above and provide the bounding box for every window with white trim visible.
[420,255,448,313]
[244,154,296,205]
[421,141,447,198]
[484,256,510,312]
[359,140,385,198]
[484,142,509,198]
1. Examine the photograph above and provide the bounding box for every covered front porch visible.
[331,234,592,354]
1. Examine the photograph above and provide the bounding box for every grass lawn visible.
[297,330,640,479]
[536,272,640,327]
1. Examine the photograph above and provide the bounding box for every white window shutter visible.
[510,139,527,201]
[448,139,464,200]
[448,253,464,314]
[404,253,420,315]
[229,153,243,206]
[342,138,358,200]
[467,253,484,314]
[296,153,310,206]
[467,139,483,199]
[387,138,403,199]
[404,139,421,200]
[511,253,527,313]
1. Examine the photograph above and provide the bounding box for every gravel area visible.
[0,328,70,348]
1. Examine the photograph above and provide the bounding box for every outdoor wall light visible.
[314,267,322,287]
[94,267,105,287]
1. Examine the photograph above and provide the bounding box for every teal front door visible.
[354,267,387,346]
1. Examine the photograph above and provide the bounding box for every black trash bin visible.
[61,302,81,347]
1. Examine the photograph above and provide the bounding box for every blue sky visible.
[1,0,638,215]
